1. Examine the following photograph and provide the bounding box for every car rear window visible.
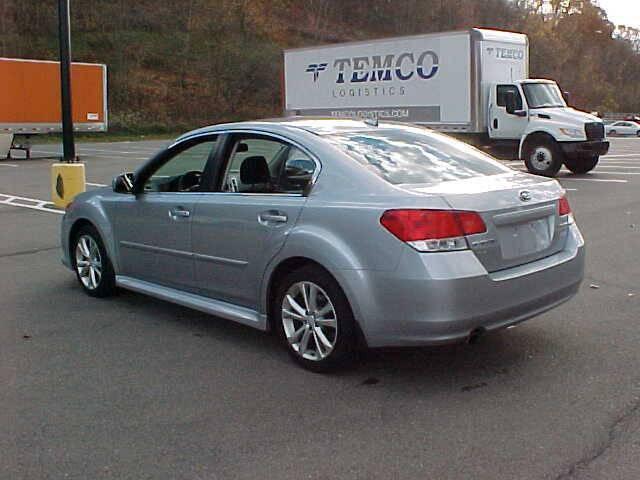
[325,127,508,186]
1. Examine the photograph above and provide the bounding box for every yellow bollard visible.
[51,163,86,209]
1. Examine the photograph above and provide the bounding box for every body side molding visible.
[115,276,266,330]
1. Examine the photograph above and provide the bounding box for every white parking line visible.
[592,170,640,175]
[86,182,107,187]
[0,193,63,214]
[598,163,640,167]
[558,177,628,183]
[0,163,19,167]
[594,165,640,174]
[602,154,640,158]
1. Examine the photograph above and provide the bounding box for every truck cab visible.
[488,79,609,176]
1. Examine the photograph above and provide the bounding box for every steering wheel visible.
[178,170,202,192]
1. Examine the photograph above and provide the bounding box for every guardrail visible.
[602,113,640,123]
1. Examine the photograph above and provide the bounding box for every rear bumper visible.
[341,224,585,348]
[560,140,609,159]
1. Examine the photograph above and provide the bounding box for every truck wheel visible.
[564,156,599,174]
[523,139,563,177]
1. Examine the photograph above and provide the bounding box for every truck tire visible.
[564,156,599,174]
[523,138,563,177]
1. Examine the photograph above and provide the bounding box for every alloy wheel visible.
[75,234,102,290]
[282,281,338,361]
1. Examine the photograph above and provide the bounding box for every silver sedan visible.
[61,118,585,371]
[605,121,640,137]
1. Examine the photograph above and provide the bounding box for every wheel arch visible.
[519,130,558,159]
[263,256,367,347]
[67,217,117,271]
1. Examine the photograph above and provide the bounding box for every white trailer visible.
[283,28,609,176]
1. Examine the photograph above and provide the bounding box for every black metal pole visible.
[58,0,75,162]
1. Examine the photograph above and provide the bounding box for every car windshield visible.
[522,82,566,109]
[324,127,508,186]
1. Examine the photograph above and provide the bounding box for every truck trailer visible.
[0,57,107,159]
[283,28,609,176]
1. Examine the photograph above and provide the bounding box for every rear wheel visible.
[523,138,563,177]
[636,130,640,137]
[564,156,599,174]
[72,225,116,297]
[274,265,356,372]
[609,129,617,136]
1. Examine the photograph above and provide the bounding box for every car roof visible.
[174,117,397,143]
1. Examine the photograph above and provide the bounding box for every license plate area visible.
[496,216,553,260]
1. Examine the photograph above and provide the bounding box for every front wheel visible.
[274,265,356,372]
[72,225,116,297]
[564,156,599,174]
[523,139,563,177]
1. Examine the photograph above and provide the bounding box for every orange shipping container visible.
[0,57,107,134]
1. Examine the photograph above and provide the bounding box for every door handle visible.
[258,211,288,224]
[493,118,499,129]
[168,207,190,220]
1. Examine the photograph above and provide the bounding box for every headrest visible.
[240,156,270,184]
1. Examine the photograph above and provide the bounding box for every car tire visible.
[273,265,356,372]
[564,156,599,174]
[636,130,640,137]
[72,225,116,298]
[523,138,563,177]
[609,129,617,136]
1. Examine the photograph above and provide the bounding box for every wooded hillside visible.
[2,0,640,132]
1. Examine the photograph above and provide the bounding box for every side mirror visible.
[505,91,527,117]
[505,91,517,114]
[562,91,571,105]
[112,172,135,194]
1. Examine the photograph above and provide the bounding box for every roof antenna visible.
[364,117,378,127]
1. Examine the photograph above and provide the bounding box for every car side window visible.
[221,136,316,194]
[144,138,218,193]
[497,84,523,110]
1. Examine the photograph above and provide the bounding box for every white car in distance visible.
[605,121,640,137]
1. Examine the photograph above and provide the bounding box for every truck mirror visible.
[562,91,571,105]
[505,91,517,114]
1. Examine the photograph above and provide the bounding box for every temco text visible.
[332,51,439,84]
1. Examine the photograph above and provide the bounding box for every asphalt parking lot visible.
[2,137,639,479]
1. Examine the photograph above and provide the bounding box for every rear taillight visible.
[380,209,486,252]
[558,195,574,225]
[558,196,571,216]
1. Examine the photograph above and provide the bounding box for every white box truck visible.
[283,28,609,176]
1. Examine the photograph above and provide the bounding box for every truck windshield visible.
[522,83,566,109]
[324,127,508,186]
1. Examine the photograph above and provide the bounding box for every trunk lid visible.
[403,172,569,272]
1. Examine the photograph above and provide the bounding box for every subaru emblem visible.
[519,190,532,202]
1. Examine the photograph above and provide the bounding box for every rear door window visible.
[221,136,316,194]
[325,127,509,186]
